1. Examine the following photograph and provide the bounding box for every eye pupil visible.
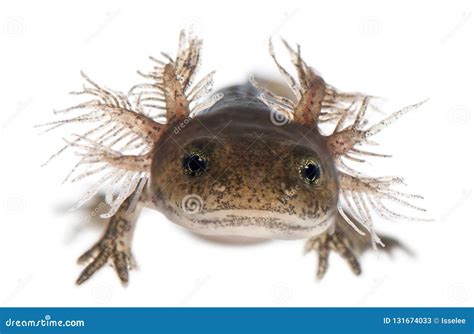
[301,161,321,184]
[183,153,207,176]
[188,156,203,171]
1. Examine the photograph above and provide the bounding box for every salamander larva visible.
[40,30,428,284]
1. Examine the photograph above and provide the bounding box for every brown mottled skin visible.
[150,84,339,239]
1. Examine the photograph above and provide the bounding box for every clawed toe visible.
[76,238,134,285]
[306,228,361,280]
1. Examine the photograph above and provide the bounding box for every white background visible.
[0,0,473,307]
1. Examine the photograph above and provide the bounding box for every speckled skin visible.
[51,32,419,284]
[150,85,339,240]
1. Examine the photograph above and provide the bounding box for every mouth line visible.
[159,202,336,239]
[183,212,335,240]
[183,208,335,230]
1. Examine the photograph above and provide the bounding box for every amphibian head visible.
[151,86,339,239]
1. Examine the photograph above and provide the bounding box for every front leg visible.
[305,222,361,279]
[305,211,405,279]
[76,187,144,285]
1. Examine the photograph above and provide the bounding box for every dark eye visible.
[300,159,321,184]
[183,152,208,176]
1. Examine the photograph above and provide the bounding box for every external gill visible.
[39,30,222,217]
[251,39,369,128]
[36,72,160,218]
[326,97,428,159]
[129,30,223,122]
[327,98,430,248]
[251,38,429,248]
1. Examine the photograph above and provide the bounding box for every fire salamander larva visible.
[40,30,428,285]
